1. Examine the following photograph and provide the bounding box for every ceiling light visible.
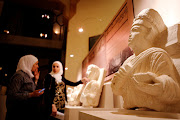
[70,54,74,57]
[55,30,59,35]
[40,33,43,37]
[45,34,47,38]
[78,28,83,32]
[4,30,9,34]
[65,67,68,70]
[47,15,50,19]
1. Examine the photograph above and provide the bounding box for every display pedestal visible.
[65,82,116,120]
[79,109,180,120]
[64,106,118,120]
[98,82,114,108]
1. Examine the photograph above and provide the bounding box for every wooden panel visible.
[0,34,63,49]
[82,0,134,80]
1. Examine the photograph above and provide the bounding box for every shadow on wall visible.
[107,47,133,75]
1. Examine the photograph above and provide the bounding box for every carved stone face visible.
[86,65,100,80]
[128,8,166,56]
[128,21,154,55]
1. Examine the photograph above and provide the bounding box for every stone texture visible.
[80,64,106,107]
[111,8,180,112]
[67,84,85,106]
[79,109,180,120]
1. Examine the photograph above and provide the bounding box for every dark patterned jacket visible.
[43,74,82,115]
[6,70,40,120]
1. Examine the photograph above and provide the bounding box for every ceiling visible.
[6,0,65,11]
[4,0,79,19]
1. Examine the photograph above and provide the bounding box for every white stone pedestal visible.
[64,106,118,120]
[98,82,114,108]
[79,109,180,120]
[65,82,117,120]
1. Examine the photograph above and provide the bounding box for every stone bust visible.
[111,8,180,112]
[80,64,106,107]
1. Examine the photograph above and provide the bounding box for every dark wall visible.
[0,1,54,39]
[0,0,68,87]
[0,43,62,88]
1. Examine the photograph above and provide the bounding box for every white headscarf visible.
[16,55,38,78]
[49,61,63,83]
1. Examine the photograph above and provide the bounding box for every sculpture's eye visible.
[131,27,138,32]
[131,26,141,32]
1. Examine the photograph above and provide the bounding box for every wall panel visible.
[82,0,134,80]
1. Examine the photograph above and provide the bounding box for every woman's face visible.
[31,61,39,72]
[52,63,60,74]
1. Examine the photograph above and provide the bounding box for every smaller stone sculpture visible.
[67,84,85,106]
[80,64,106,107]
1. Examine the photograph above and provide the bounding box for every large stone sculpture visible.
[111,8,180,112]
[80,64,106,107]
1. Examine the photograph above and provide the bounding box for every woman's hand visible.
[34,69,40,85]
[29,89,44,98]
[81,77,90,85]
[51,104,57,117]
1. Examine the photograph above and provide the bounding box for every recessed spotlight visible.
[65,67,68,70]
[70,54,74,57]
[78,28,83,32]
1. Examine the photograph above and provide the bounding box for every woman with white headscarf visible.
[6,55,44,120]
[43,61,89,120]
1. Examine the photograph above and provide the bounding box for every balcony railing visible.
[0,1,68,44]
